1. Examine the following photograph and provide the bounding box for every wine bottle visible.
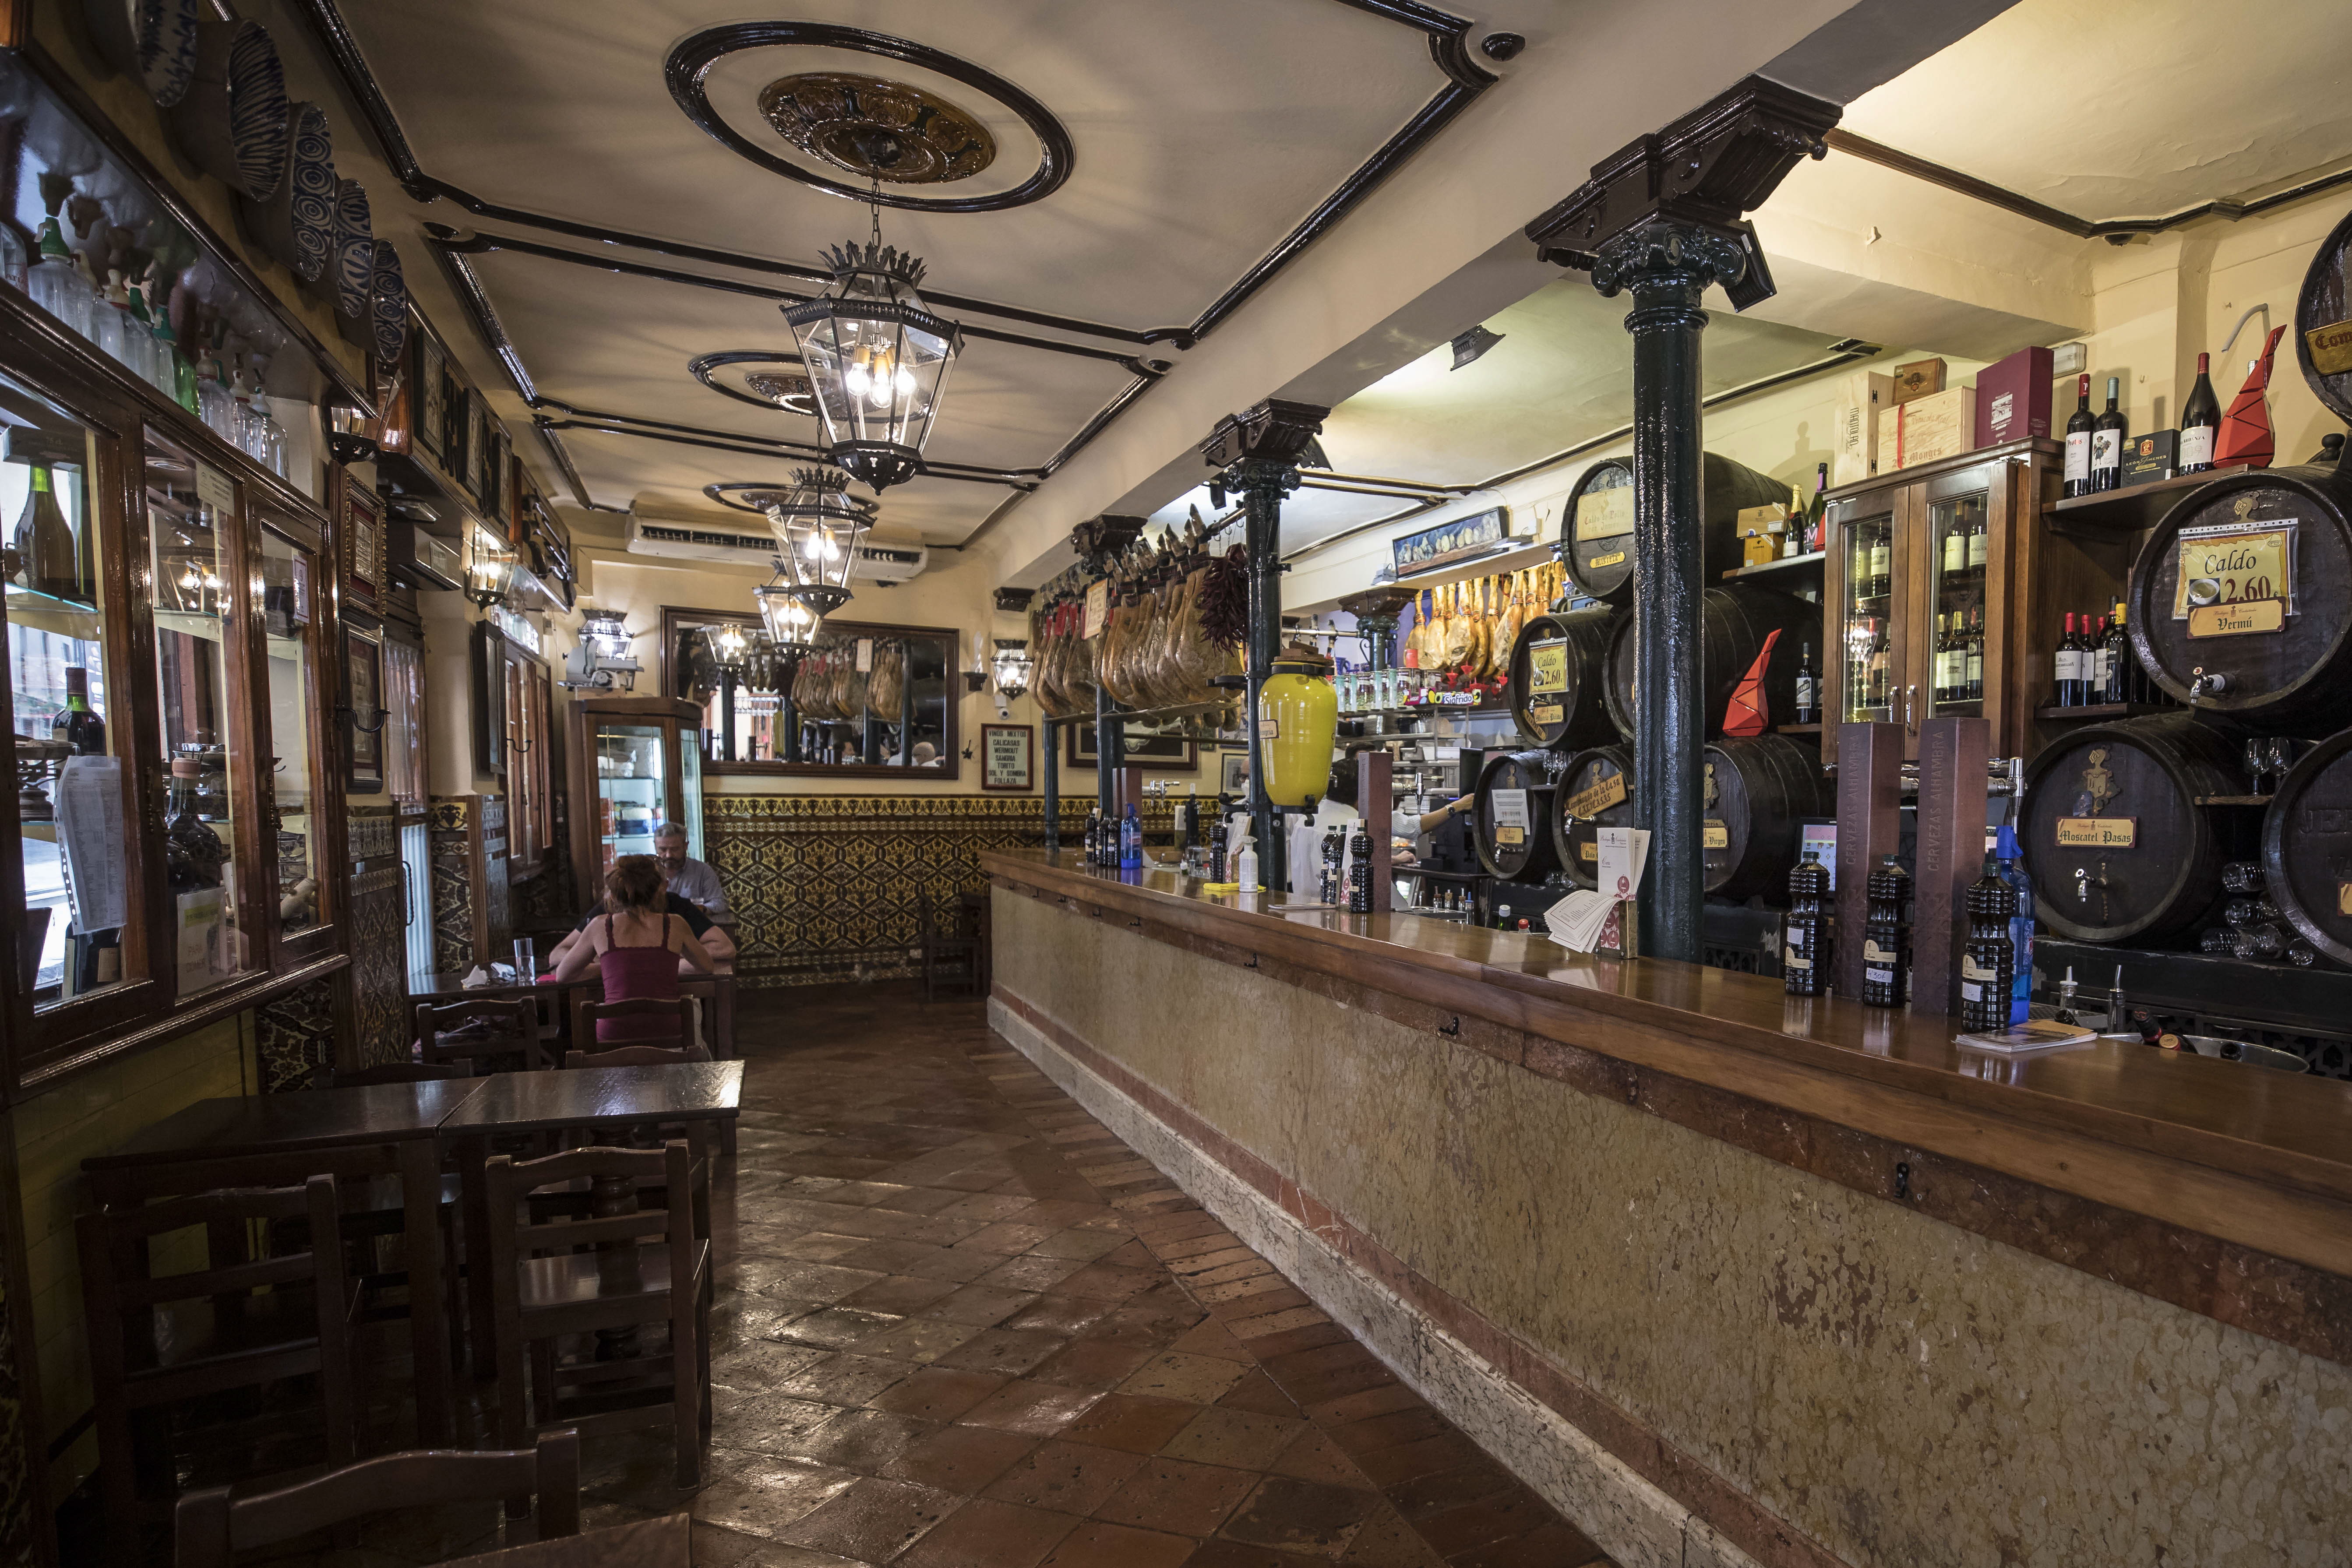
[1941,519,1965,574]
[2063,375,2095,498]
[1994,825,2035,1025]
[50,666,105,755]
[2089,614,2112,702]
[2053,612,2075,705]
[12,462,81,603]
[1867,529,1890,599]
[1806,462,1829,551]
[2091,376,2128,493]
[2179,352,2222,475]
[1967,512,1987,570]
[1931,614,1951,704]
[2103,602,2131,704]
[1966,607,1985,701]
[1792,643,1818,725]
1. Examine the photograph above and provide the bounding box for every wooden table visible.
[408,968,738,1060]
[84,1080,475,1443]
[441,1063,744,1362]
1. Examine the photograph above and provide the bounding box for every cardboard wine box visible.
[1973,345,2054,447]
[2121,430,2180,486]
[1832,371,1895,486]
[1892,358,1947,404]
[1875,386,1977,472]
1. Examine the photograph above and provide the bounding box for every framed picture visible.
[488,428,511,529]
[442,375,468,482]
[980,724,1033,791]
[1066,722,1196,772]
[345,621,385,793]
[1218,750,1250,796]
[414,332,447,465]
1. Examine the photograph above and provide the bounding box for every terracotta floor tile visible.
[1167,1319,1255,1363]
[893,1499,1083,1568]
[1160,1407,1308,1471]
[962,1221,1059,1254]
[1117,1350,1254,1405]
[923,1283,1044,1326]
[1026,1335,1155,1388]
[1219,1476,1383,1559]
[1208,1283,1316,1317]
[1324,1406,1452,1458]
[1334,1505,1449,1568]
[1029,1227,1129,1262]
[710,1342,837,1391]
[778,1476,961,1561]
[777,1353,921,1409]
[868,1366,1012,1422]
[782,1408,941,1473]
[882,1424,1040,1494]
[1054,1263,1163,1302]
[1036,1520,1197,1568]
[903,1246,1007,1284]
[1003,1295,1119,1336]
[710,1389,864,1455]
[980,1440,1149,1515]
[1183,1539,1336,1568]
[960,1378,1107,1437]
[1092,1454,1257,1536]
[1448,1519,1611,1568]
[1269,1428,1369,1488]
[776,1306,906,1350]
[1351,1432,1492,1489]
[1218,1368,1305,1419]
[934,1326,1072,1376]
[689,1454,860,1541]
[975,1253,1094,1293]
[1302,1384,1426,1429]
[1382,1464,1518,1523]
[1057,1392,1203,1455]
[1239,1320,1348,1359]
[840,1275,965,1316]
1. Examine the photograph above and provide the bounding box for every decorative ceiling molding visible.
[293,0,1511,346]
[531,398,1044,488]
[664,22,1075,213]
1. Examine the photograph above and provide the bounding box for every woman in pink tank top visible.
[540,855,715,1042]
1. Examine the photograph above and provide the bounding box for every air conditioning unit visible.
[624,512,929,583]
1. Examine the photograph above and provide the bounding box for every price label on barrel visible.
[1578,840,1597,862]
[2307,317,2352,377]
[2173,518,2295,623]
[2188,599,2285,639]
[1577,486,1634,541]
[2338,881,2352,917]
[1587,550,1627,570]
[1495,826,1525,846]
[1531,704,1564,726]
[1702,821,1730,849]
[1527,638,1570,696]
[1490,788,1530,836]
[1562,772,1627,820]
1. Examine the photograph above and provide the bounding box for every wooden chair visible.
[78,1176,360,1564]
[484,1143,711,1490]
[915,889,983,1001]
[562,1043,711,1069]
[570,996,696,1051]
[567,1002,732,1155]
[172,1427,580,1565]
[415,997,549,1076]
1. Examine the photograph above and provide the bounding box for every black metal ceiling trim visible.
[424,227,1171,374]
[532,422,592,509]
[664,22,1076,214]
[533,399,1043,487]
[293,0,1511,348]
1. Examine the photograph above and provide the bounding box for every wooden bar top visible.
[984,850,2352,1277]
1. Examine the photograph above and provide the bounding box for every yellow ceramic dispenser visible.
[1259,643,1339,806]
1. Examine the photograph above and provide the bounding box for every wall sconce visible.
[464,526,518,609]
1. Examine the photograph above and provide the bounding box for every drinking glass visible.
[512,937,536,981]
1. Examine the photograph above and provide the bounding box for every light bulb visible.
[894,365,917,398]
[844,363,870,398]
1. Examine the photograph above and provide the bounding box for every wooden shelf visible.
[2045,466,2249,533]
[1723,550,1825,583]
[1776,722,1823,734]
[2033,701,2175,721]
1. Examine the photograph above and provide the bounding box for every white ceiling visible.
[1840,0,2352,218]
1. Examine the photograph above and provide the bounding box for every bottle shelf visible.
[1776,723,1823,734]
[2045,465,2250,533]
[2032,701,2174,721]
[1723,550,1825,584]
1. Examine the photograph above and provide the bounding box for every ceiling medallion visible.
[758,71,996,184]
[690,350,819,418]
[745,370,815,410]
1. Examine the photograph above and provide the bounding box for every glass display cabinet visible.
[564,695,706,902]
[1820,437,2109,760]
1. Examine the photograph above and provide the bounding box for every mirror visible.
[662,607,958,779]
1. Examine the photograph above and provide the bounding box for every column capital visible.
[1201,398,1329,472]
[1589,220,1753,303]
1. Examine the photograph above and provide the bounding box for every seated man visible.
[543,887,736,973]
[652,823,728,922]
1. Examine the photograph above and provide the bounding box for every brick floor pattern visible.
[277,987,1619,1568]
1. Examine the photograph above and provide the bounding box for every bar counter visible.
[982,849,2351,1568]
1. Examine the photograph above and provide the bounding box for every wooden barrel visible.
[1701,735,1830,901]
[1551,743,1634,889]
[1472,752,1562,882]
[2261,727,2352,965]
[1603,585,1819,740]
[1507,608,1618,750]
[1559,452,1791,605]
[2125,465,2352,733]
[2018,714,2257,944]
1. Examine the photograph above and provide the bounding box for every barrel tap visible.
[2187,665,2229,704]
[2074,860,2109,921]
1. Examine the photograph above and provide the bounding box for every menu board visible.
[982,725,1033,791]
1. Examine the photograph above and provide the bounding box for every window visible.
[384,634,428,805]
[7,374,135,1009]
[254,512,326,940]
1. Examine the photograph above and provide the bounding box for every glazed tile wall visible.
[428,795,508,974]
[991,892,2352,1568]
[706,795,1170,987]
[12,1017,252,1503]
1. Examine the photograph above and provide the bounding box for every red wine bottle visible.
[2055,612,2080,706]
[2091,376,2128,493]
[2179,352,2221,474]
[2062,375,2095,498]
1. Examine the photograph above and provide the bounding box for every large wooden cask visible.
[1560,453,1791,605]
[2125,465,2352,734]
[1603,585,1818,740]
[2018,714,2257,944]
[1701,735,1831,901]
[1507,608,1618,750]
[2260,728,2352,965]
[1472,752,1562,882]
[1551,743,1635,889]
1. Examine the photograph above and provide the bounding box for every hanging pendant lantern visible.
[704,620,753,674]
[782,237,963,491]
[762,466,875,593]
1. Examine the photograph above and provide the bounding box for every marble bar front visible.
[980,849,2352,1568]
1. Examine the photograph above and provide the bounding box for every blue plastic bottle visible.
[1119,803,1142,869]
[1994,825,2034,1025]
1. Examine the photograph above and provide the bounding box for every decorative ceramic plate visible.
[138,0,201,108]
[332,177,371,319]
[370,240,409,369]
[283,103,335,282]
[222,20,287,201]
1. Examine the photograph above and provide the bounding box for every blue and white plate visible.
[284,103,335,282]
[138,0,201,109]
[370,239,408,370]
[222,20,287,201]
[332,177,372,320]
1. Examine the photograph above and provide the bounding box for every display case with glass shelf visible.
[1820,437,2117,760]
[253,503,335,955]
